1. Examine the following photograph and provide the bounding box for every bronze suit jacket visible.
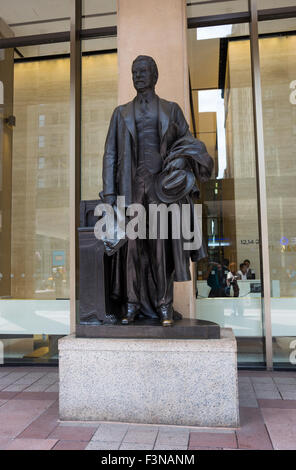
[102,95,213,282]
[102,96,212,204]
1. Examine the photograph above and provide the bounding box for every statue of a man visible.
[101,55,213,326]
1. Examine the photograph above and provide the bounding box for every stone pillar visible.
[117,0,195,317]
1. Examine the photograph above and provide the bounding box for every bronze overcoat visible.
[102,95,213,283]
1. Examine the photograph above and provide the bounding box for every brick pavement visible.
[0,366,295,450]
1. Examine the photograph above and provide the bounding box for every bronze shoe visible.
[121,303,140,325]
[158,304,174,327]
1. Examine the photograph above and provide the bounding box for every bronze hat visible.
[155,168,195,203]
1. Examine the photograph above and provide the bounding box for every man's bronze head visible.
[132,55,158,92]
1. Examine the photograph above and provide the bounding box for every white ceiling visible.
[0,0,73,24]
[0,0,117,55]
[0,0,116,24]
[0,0,117,36]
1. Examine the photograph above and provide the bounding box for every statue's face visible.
[132,60,155,92]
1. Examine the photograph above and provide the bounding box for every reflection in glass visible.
[0,44,71,363]
[258,20,296,367]
[188,23,264,365]
[81,41,118,200]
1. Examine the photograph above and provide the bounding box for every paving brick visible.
[239,390,257,399]
[0,398,55,439]
[14,372,47,385]
[251,377,274,384]
[36,373,59,385]
[189,431,237,449]
[271,372,296,378]
[92,423,128,442]
[2,371,29,381]
[154,444,188,450]
[0,439,11,450]
[253,383,278,392]
[238,377,252,384]
[0,378,18,390]
[280,391,296,400]
[45,382,59,392]
[261,408,296,450]
[189,446,222,450]
[24,382,52,392]
[0,367,18,373]
[15,391,59,401]
[239,371,271,377]
[254,390,281,399]
[277,384,296,392]
[258,399,296,409]
[155,429,189,447]
[0,370,14,378]
[2,384,29,392]
[236,407,273,450]
[5,438,58,450]
[120,443,154,450]
[273,377,296,385]
[49,425,96,441]
[17,403,59,439]
[239,397,258,408]
[159,426,197,433]
[123,425,158,445]
[0,391,18,400]
[53,440,88,450]
[85,441,120,450]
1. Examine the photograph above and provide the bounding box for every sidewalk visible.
[0,367,295,450]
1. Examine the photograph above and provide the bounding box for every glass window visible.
[82,0,117,29]
[81,38,118,200]
[257,0,296,9]
[188,22,265,365]
[0,43,70,363]
[258,18,296,368]
[187,0,248,18]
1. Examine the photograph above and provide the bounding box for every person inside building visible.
[226,262,240,297]
[207,262,226,297]
[244,259,255,279]
[237,262,248,280]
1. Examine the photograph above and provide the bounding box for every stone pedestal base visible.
[58,328,239,427]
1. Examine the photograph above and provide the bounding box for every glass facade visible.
[0,0,295,369]
[0,44,71,363]
[187,22,265,365]
[81,42,118,200]
[257,20,296,367]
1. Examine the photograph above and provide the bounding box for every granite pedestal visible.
[59,328,239,427]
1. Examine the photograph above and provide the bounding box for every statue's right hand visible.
[104,194,116,206]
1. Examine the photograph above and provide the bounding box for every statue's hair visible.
[132,55,158,85]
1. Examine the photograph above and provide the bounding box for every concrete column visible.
[117,0,195,317]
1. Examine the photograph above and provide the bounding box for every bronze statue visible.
[100,55,213,327]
